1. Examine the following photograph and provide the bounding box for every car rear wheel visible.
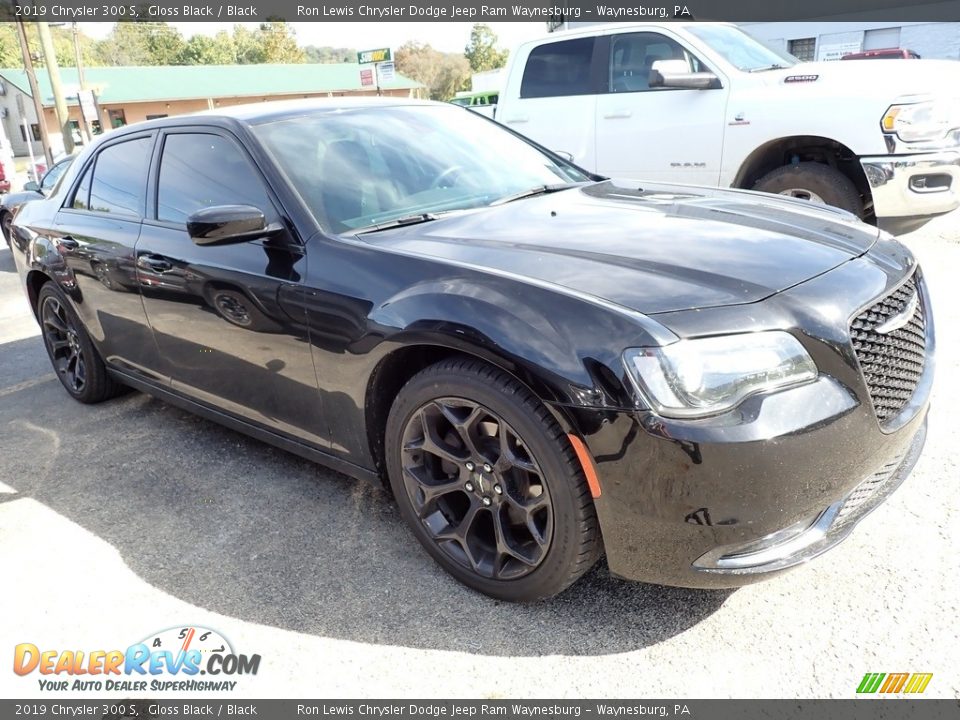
[385,357,602,601]
[38,283,124,404]
[753,162,863,217]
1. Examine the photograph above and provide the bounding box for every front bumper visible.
[562,250,934,589]
[860,149,960,219]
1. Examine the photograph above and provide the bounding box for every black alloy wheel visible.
[400,397,553,580]
[41,293,87,394]
[37,283,123,403]
[386,358,601,601]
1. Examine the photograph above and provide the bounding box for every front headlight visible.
[623,331,818,418]
[881,101,955,143]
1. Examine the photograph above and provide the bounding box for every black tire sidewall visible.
[754,163,862,216]
[38,283,112,403]
[386,365,591,602]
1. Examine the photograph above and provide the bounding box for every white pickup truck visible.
[493,22,960,234]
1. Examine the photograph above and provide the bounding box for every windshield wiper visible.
[353,213,438,234]
[489,182,589,207]
[747,63,788,73]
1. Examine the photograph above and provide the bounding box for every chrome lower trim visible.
[860,150,960,218]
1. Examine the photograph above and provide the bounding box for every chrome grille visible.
[836,455,903,524]
[850,276,926,425]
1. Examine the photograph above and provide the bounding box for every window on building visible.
[788,38,817,62]
[520,37,596,98]
[864,27,902,51]
[85,136,152,216]
[107,109,127,129]
[156,133,272,224]
[145,114,169,120]
[19,123,41,142]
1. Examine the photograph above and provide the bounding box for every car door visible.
[136,127,329,447]
[51,132,165,382]
[500,35,603,170]
[594,30,729,185]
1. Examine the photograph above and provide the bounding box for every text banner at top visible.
[2,0,960,22]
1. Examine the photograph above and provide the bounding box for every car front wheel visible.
[753,162,863,217]
[385,357,602,601]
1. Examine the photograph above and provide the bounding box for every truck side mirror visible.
[649,59,722,90]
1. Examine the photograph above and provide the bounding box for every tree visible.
[464,23,508,73]
[180,32,236,65]
[257,21,306,64]
[396,41,469,101]
[304,46,356,64]
[93,22,186,66]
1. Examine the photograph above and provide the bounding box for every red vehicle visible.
[0,158,11,194]
[841,48,921,60]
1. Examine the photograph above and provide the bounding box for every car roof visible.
[105,97,447,137]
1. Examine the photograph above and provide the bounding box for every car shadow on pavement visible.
[1,350,732,657]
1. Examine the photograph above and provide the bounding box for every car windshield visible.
[687,25,797,72]
[253,104,589,234]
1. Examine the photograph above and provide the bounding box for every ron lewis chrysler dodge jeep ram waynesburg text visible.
[9,100,935,601]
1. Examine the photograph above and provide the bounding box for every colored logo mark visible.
[857,672,933,694]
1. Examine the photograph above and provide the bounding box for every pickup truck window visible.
[609,33,709,93]
[520,37,596,99]
[687,25,796,72]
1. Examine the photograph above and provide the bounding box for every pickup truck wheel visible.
[753,163,863,217]
[385,358,602,601]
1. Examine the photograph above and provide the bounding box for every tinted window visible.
[608,33,710,93]
[88,137,152,217]
[71,163,93,210]
[157,133,272,224]
[41,158,71,192]
[521,38,595,98]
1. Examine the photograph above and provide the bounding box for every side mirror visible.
[649,59,721,90]
[23,181,40,192]
[186,205,275,246]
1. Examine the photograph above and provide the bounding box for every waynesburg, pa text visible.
[294,4,691,19]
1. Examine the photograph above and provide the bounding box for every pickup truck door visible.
[498,35,602,170]
[595,31,729,186]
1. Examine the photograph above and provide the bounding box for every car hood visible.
[361,180,879,315]
[774,59,960,101]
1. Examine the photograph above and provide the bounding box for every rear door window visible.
[87,137,153,217]
[520,38,596,98]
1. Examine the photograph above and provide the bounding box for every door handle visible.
[603,109,633,119]
[138,255,173,273]
[502,115,528,124]
[57,235,79,249]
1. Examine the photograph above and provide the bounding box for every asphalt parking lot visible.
[1,213,958,700]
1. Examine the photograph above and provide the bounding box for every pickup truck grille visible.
[849,275,926,426]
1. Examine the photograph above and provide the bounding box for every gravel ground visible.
[0,212,958,699]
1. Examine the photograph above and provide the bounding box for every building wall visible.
[0,85,44,158]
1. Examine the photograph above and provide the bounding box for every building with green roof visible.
[0,63,424,157]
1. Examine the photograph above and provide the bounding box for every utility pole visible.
[14,16,55,168]
[36,21,74,154]
[71,22,92,144]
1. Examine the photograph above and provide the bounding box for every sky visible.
[77,21,550,55]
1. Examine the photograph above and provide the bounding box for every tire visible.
[753,162,863,217]
[37,282,124,404]
[1,211,11,248]
[385,357,602,601]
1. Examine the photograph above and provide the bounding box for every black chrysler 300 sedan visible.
[10,99,934,601]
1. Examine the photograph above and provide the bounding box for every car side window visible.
[156,133,273,225]
[87,137,152,216]
[71,163,93,210]
[608,33,709,93]
[41,159,70,192]
[520,37,596,99]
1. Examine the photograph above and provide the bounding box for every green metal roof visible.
[0,64,422,105]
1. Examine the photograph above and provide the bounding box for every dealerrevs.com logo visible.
[13,626,261,692]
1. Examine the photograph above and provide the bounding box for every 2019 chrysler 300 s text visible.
[9,99,934,601]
